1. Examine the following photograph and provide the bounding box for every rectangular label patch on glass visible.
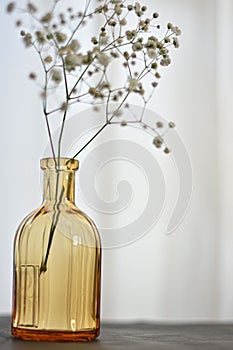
[18,265,39,327]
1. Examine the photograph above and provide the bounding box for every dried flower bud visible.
[121,120,127,126]
[65,54,84,70]
[132,42,143,51]
[29,72,36,80]
[168,121,176,128]
[160,57,171,66]
[51,69,62,84]
[153,136,163,148]
[142,25,149,32]
[55,32,67,43]
[15,20,22,27]
[27,3,37,13]
[41,90,46,99]
[129,78,139,89]
[115,4,122,15]
[69,39,80,52]
[151,62,158,70]
[41,12,52,23]
[44,55,53,63]
[6,2,15,13]
[120,19,127,26]
[47,33,53,40]
[91,37,98,45]
[100,36,109,46]
[148,49,156,58]
[173,37,180,48]
[111,51,119,58]
[36,31,46,44]
[134,2,142,16]
[173,26,181,36]
[167,22,173,29]
[93,105,100,112]
[153,12,159,18]
[97,52,111,66]
[164,147,171,154]
[164,37,171,44]
[123,51,130,59]
[109,20,116,26]
[89,87,96,96]
[156,121,163,128]
[61,102,68,111]
[114,110,122,117]
[125,30,133,40]
[23,33,32,47]
[103,5,109,12]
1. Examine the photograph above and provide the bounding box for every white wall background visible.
[0,0,233,321]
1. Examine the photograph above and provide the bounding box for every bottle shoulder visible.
[14,203,101,248]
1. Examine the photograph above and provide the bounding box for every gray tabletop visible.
[1,316,233,350]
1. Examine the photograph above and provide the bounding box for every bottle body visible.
[12,158,101,341]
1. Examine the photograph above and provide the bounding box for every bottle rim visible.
[40,158,79,171]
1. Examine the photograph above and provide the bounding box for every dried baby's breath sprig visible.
[6,0,181,160]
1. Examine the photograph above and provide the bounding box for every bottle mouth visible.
[40,158,79,171]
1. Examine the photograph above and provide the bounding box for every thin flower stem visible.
[67,0,92,45]
[73,122,108,158]
[58,108,68,159]
[40,183,65,274]
[69,61,95,97]
[32,44,56,159]
[106,91,111,123]
[73,91,130,158]
[44,113,57,160]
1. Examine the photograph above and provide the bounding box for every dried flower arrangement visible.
[6,0,181,159]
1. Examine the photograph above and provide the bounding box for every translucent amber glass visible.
[12,158,101,341]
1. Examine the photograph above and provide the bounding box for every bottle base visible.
[11,326,100,341]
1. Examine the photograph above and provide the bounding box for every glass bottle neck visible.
[43,170,76,204]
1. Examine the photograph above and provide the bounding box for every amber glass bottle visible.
[12,158,101,341]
